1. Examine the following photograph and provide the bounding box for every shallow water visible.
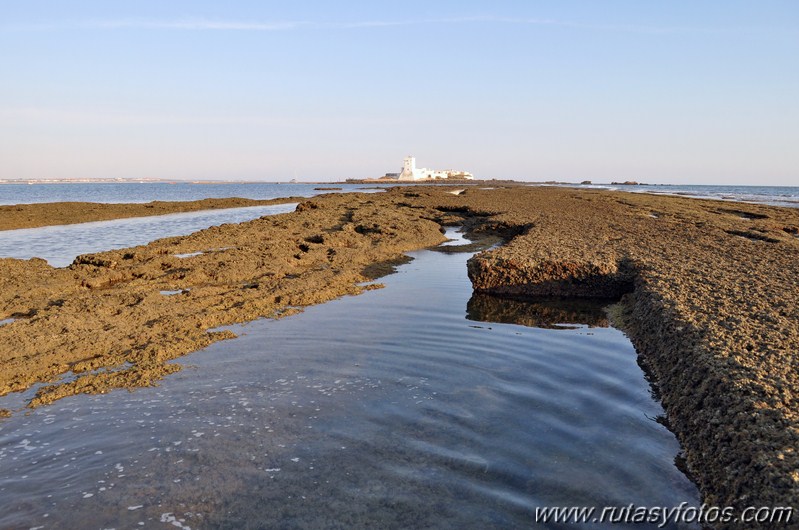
[0,232,700,529]
[0,203,296,267]
[572,183,799,208]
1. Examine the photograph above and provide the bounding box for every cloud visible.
[444,15,738,35]
[1,16,778,37]
[88,19,305,31]
[4,18,305,32]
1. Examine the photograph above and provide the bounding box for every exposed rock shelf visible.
[1,185,798,527]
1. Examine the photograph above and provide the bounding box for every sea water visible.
[573,183,799,208]
[1,181,797,208]
[0,181,394,205]
[0,203,297,267]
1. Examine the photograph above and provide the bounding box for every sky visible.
[0,1,797,184]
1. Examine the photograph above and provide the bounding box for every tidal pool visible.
[0,230,700,529]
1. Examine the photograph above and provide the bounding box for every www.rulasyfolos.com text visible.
[534,503,793,527]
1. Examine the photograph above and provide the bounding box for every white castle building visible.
[396,156,473,181]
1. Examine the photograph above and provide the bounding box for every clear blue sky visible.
[1,1,797,184]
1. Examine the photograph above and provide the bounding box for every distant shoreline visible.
[3,177,797,190]
[2,180,797,215]
[0,177,651,186]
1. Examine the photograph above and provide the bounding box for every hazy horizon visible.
[3,176,799,189]
[1,1,797,185]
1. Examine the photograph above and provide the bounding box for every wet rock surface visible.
[1,184,798,524]
[466,293,612,329]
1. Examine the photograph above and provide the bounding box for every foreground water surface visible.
[0,232,700,529]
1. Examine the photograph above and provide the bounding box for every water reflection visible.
[0,241,699,529]
[467,293,612,329]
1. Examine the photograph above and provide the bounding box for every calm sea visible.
[0,182,395,206]
[1,181,797,208]
[577,183,799,208]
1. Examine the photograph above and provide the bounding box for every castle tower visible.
[403,156,415,173]
[399,156,417,180]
